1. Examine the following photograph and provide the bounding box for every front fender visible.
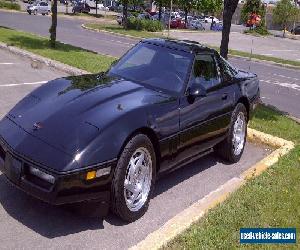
[77,108,151,167]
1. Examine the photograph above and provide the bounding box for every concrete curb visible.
[0,42,90,76]
[130,128,295,250]
[81,24,145,40]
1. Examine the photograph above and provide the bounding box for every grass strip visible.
[84,22,164,39]
[165,104,300,249]
[0,26,116,73]
[0,0,20,11]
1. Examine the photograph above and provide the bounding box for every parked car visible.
[204,16,220,23]
[72,2,90,13]
[188,19,205,30]
[27,2,50,15]
[59,0,68,4]
[291,25,300,35]
[137,12,152,20]
[170,18,186,29]
[0,39,260,222]
[211,22,223,31]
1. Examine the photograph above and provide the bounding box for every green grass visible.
[85,22,164,39]
[0,27,115,73]
[165,105,300,249]
[206,45,300,68]
[0,0,20,10]
[229,49,300,68]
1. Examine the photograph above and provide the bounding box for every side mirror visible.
[188,83,207,98]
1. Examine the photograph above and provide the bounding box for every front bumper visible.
[0,137,117,206]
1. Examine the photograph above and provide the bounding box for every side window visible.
[218,55,237,82]
[191,54,220,90]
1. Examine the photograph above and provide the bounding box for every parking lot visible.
[0,49,271,249]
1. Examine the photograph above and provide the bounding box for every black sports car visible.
[0,39,260,222]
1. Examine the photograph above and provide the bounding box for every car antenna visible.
[249,38,254,71]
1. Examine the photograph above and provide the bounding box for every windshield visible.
[108,43,193,93]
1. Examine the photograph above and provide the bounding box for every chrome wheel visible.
[232,112,246,156]
[124,147,152,212]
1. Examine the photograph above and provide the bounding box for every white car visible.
[204,16,220,23]
[27,2,50,15]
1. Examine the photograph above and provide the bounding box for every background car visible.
[59,0,68,4]
[72,2,90,13]
[211,22,223,31]
[27,2,50,15]
[291,25,300,35]
[170,18,186,29]
[188,19,205,30]
[204,16,220,23]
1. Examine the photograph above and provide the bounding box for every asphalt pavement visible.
[0,49,271,249]
[0,10,299,118]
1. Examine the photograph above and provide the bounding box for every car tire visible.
[111,134,156,222]
[214,103,248,163]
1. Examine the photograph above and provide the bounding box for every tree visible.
[241,0,266,28]
[49,0,58,48]
[195,0,223,15]
[121,0,129,28]
[178,0,195,25]
[154,0,170,21]
[273,0,300,37]
[220,0,239,59]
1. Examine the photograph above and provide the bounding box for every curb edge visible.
[130,128,295,250]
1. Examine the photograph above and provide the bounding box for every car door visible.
[174,52,234,165]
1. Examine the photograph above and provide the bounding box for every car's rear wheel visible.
[111,134,156,222]
[214,103,247,163]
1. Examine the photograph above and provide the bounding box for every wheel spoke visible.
[124,179,136,193]
[136,153,145,167]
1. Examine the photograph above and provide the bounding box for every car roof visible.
[141,38,216,54]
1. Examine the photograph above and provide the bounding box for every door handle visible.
[222,93,228,100]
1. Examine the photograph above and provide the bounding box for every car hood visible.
[7,73,166,156]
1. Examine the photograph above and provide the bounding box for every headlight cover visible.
[29,166,55,184]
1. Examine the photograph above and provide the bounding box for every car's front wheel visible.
[111,134,156,222]
[215,103,247,163]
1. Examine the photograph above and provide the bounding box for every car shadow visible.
[0,151,221,238]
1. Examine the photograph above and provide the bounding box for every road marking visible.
[272,49,294,52]
[272,73,299,82]
[0,63,15,65]
[0,81,48,87]
[260,79,300,91]
[261,53,273,56]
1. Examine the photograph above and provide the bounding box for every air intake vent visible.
[0,143,6,162]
